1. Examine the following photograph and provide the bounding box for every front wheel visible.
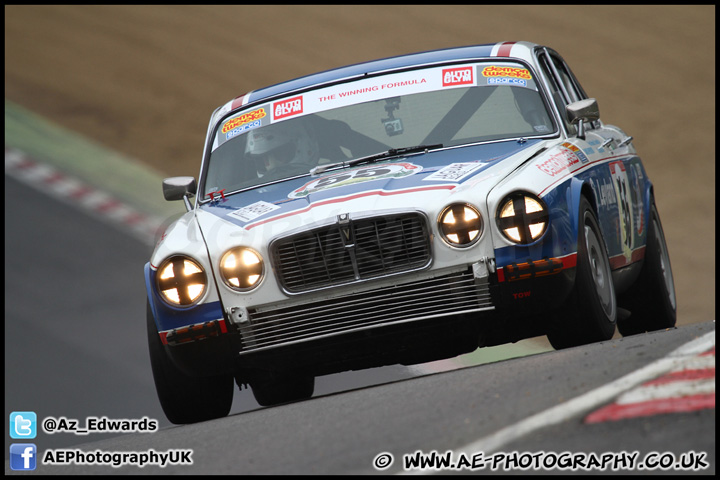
[547,197,617,349]
[617,200,676,336]
[147,302,234,424]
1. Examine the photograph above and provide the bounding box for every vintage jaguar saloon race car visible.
[145,41,676,424]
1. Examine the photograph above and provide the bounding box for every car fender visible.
[145,211,225,334]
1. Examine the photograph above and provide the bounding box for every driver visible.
[245,121,319,176]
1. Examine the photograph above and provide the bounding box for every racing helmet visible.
[245,120,318,167]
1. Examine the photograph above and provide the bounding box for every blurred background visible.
[5,4,714,450]
[6,4,714,328]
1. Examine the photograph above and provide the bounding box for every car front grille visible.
[239,269,493,354]
[271,213,431,293]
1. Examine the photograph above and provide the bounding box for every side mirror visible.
[566,98,599,140]
[162,176,196,211]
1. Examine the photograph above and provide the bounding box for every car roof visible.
[216,41,541,118]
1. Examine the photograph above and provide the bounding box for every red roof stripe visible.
[496,42,516,57]
[231,93,250,111]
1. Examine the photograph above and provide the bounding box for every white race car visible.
[145,41,676,424]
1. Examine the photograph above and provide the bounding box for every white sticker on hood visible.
[228,201,280,222]
[423,162,485,182]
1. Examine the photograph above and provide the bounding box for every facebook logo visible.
[10,444,37,471]
[10,411,37,439]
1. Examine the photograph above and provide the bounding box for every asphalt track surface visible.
[3,173,423,444]
[4,5,716,475]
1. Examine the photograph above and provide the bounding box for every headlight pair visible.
[156,247,264,307]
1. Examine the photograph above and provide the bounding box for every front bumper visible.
[151,251,576,381]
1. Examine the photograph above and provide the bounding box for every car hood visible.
[195,139,549,248]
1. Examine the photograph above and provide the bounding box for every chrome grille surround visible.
[270,212,432,294]
[238,268,493,354]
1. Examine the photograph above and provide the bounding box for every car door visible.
[535,48,644,270]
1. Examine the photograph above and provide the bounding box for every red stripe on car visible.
[496,42,516,57]
[231,93,250,111]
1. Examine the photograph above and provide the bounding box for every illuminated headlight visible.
[220,247,264,291]
[156,256,207,307]
[438,203,483,247]
[496,192,549,244]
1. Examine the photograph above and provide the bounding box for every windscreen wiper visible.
[310,143,444,175]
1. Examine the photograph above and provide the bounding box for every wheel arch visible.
[565,177,600,246]
[144,262,162,331]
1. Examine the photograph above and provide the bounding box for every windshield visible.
[202,61,555,199]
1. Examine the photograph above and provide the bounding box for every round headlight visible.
[220,247,264,291]
[496,192,549,244]
[156,256,207,307]
[438,203,483,247]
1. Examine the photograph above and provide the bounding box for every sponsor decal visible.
[289,163,422,198]
[487,77,527,87]
[273,96,303,120]
[221,108,266,134]
[561,142,589,164]
[609,161,634,263]
[592,177,618,209]
[226,120,261,139]
[481,65,532,80]
[442,66,474,87]
[227,201,281,222]
[379,78,427,90]
[423,162,485,182]
[511,290,532,300]
[587,138,607,153]
[536,149,579,176]
[316,78,428,105]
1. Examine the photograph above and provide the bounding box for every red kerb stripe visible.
[96,199,121,212]
[584,393,715,424]
[43,172,66,184]
[642,368,715,386]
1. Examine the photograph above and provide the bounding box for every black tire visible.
[147,302,234,424]
[250,373,315,407]
[547,196,617,349]
[617,201,676,336]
